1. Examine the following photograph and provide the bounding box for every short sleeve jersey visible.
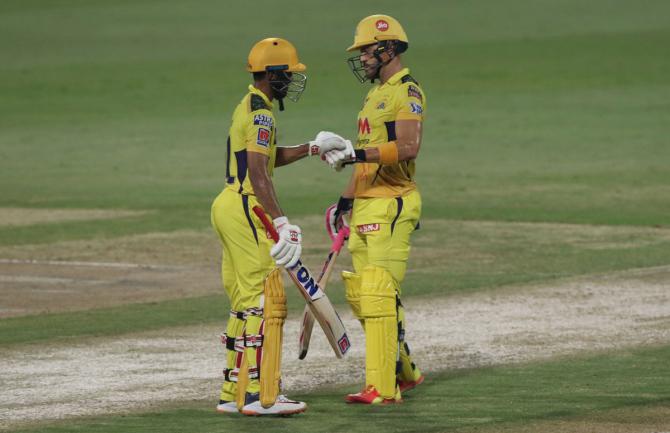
[353,68,426,198]
[225,85,277,195]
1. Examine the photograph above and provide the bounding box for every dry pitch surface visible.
[1,209,670,429]
[1,266,669,429]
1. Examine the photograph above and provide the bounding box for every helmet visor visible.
[270,71,307,102]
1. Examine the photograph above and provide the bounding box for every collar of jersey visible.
[248,85,274,109]
[384,68,411,86]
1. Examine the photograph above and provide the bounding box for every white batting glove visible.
[325,140,355,171]
[270,216,302,269]
[309,131,349,159]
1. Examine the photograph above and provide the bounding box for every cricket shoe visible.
[345,385,403,405]
[398,374,425,393]
[215,400,238,414]
[241,392,306,416]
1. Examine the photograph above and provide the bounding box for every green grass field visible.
[1,0,670,431]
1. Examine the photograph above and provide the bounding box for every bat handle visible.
[332,226,350,252]
[252,206,279,243]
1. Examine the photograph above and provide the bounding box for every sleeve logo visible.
[257,128,270,147]
[253,114,273,128]
[409,102,423,115]
[407,85,423,102]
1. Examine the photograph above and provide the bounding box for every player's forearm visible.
[275,143,310,167]
[354,119,422,164]
[355,140,419,163]
[250,168,283,219]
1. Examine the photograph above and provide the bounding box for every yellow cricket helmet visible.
[347,14,408,52]
[247,37,306,73]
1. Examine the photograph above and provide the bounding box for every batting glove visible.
[326,197,353,241]
[309,131,350,159]
[271,216,302,269]
[324,140,355,171]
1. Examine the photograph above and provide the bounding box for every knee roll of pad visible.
[360,265,398,319]
[342,271,363,320]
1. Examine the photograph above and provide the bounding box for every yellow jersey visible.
[225,85,277,195]
[353,68,426,198]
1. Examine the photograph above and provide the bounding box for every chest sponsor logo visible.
[375,20,389,31]
[409,102,423,115]
[257,128,270,147]
[253,113,273,128]
[376,101,386,110]
[358,118,371,134]
[407,85,423,102]
[357,223,380,234]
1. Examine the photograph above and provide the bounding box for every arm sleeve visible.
[395,83,426,121]
[245,108,275,156]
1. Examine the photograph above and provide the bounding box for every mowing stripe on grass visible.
[0,295,226,346]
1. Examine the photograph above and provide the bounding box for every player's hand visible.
[271,216,302,269]
[326,197,353,241]
[309,131,349,158]
[324,140,355,171]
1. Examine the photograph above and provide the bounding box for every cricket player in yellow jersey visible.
[323,14,426,404]
[211,37,350,416]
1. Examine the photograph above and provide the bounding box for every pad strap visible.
[229,308,264,320]
[224,366,259,382]
[221,333,264,351]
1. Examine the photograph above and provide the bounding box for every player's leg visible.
[230,194,305,416]
[386,191,424,392]
[217,244,246,413]
[346,198,401,404]
[211,191,244,413]
[344,228,366,328]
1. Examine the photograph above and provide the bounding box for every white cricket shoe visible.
[216,400,238,414]
[241,393,306,416]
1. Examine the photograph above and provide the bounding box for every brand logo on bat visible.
[338,334,351,354]
[293,261,323,300]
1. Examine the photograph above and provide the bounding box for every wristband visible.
[378,141,399,165]
[354,149,367,162]
[336,196,354,214]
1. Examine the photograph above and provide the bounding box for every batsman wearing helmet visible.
[211,37,349,416]
[324,15,426,404]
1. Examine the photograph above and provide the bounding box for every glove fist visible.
[324,140,355,171]
[270,216,302,269]
[309,131,350,158]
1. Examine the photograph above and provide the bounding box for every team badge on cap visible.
[375,20,389,31]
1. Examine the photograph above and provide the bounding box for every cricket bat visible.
[298,224,349,359]
[252,206,351,358]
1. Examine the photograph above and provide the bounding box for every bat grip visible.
[252,206,279,243]
[332,226,350,252]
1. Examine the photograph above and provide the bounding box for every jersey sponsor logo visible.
[375,19,389,31]
[257,128,270,147]
[358,117,371,135]
[253,113,273,128]
[407,85,423,102]
[357,223,380,234]
[409,102,423,115]
[376,101,386,110]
